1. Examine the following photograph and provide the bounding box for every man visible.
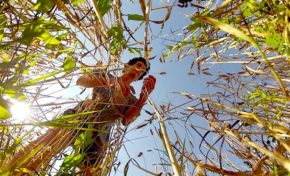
[2,57,156,175]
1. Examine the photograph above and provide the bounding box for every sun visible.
[10,101,31,122]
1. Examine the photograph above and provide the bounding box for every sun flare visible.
[10,101,31,122]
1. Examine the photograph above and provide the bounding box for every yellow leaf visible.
[197,16,256,46]
[0,105,10,120]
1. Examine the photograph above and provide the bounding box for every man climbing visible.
[2,57,156,175]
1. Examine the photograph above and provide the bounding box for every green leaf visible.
[97,0,112,16]
[37,30,61,45]
[108,25,126,54]
[21,21,45,45]
[265,32,282,49]
[63,56,76,71]
[0,86,3,95]
[56,111,96,120]
[23,69,30,75]
[39,19,67,31]
[20,19,64,45]
[4,88,27,101]
[187,17,203,31]
[22,70,63,86]
[0,169,11,176]
[17,168,34,174]
[16,144,44,167]
[0,14,7,28]
[0,53,9,63]
[74,131,93,151]
[57,32,69,40]
[0,105,11,120]
[128,47,142,56]
[61,154,84,171]
[197,16,256,45]
[34,0,54,13]
[71,0,84,6]
[0,151,4,160]
[124,160,130,176]
[6,138,22,154]
[108,25,123,40]
[186,22,202,31]
[0,14,7,43]
[128,14,144,21]
[166,45,174,50]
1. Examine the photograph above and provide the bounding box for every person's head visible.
[123,57,150,81]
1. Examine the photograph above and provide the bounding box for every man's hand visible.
[122,75,156,125]
[139,75,156,104]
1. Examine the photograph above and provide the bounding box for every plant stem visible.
[148,98,182,176]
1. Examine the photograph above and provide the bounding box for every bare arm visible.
[122,75,156,125]
[76,72,114,88]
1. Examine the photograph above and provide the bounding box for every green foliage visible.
[0,14,7,43]
[22,70,63,86]
[61,153,84,172]
[37,30,61,45]
[5,138,22,155]
[97,0,112,16]
[128,14,144,21]
[197,16,256,45]
[187,10,211,31]
[108,25,126,55]
[63,56,76,72]
[0,169,11,176]
[20,20,46,45]
[0,0,116,174]
[0,105,10,120]
[265,31,283,49]
[34,0,54,13]
[3,88,27,101]
[73,131,93,152]
[128,47,142,56]
[246,89,287,106]
[239,0,290,55]
[20,19,65,46]
[56,111,96,121]
[71,0,84,7]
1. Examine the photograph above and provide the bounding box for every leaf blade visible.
[0,105,10,120]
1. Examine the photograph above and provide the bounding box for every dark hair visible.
[127,57,150,80]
